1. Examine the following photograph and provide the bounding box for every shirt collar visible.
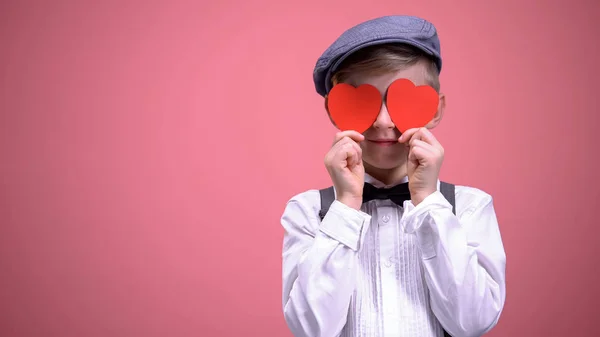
[364,173,440,191]
[364,173,409,188]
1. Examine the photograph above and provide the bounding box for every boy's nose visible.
[372,104,395,130]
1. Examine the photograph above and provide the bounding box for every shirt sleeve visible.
[400,187,507,337]
[281,190,372,337]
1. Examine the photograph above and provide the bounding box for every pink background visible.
[1,1,599,336]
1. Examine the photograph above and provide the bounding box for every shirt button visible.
[381,215,390,223]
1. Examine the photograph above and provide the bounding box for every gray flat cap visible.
[313,15,442,97]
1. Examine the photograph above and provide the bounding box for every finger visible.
[411,136,444,160]
[333,130,365,145]
[407,145,419,164]
[408,143,434,163]
[347,140,363,167]
[351,139,363,160]
[410,139,437,155]
[414,128,441,149]
[326,137,352,164]
[398,128,420,143]
[405,128,442,153]
[335,136,363,155]
[409,135,436,149]
[333,136,357,152]
[346,148,358,168]
[342,142,360,167]
[330,136,363,168]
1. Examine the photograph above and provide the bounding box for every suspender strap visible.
[318,186,335,221]
[439,181,456,215]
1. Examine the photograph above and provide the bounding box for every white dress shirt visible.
[280,174,506,337]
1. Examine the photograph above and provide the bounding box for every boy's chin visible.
[363,157,405,171]
[363,147,407,171]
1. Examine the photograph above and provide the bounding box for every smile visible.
[368,140,398,147]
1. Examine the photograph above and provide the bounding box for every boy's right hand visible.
[324,131,365,210]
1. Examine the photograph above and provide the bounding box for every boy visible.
[280,15,506,337]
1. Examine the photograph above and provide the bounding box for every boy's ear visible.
[426,92,446,129]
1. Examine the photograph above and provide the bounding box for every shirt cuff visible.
[319,200,371,252]
[401,191,453,259]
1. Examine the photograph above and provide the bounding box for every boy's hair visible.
[330,43,441,92]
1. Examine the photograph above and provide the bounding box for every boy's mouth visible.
[368,139,398,146]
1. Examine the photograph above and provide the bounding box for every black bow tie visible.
[362,182,411,206]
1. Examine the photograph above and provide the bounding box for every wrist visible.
[411,189,436,206]
[337,195,363,210]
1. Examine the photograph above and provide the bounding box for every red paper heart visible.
[326,83,382,134]
[386,79,439,133]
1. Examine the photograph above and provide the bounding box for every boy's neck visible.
[364,162,408,187]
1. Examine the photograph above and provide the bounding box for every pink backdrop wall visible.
[1,1,599,336]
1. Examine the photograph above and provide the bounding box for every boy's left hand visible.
[398,127,444,205]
